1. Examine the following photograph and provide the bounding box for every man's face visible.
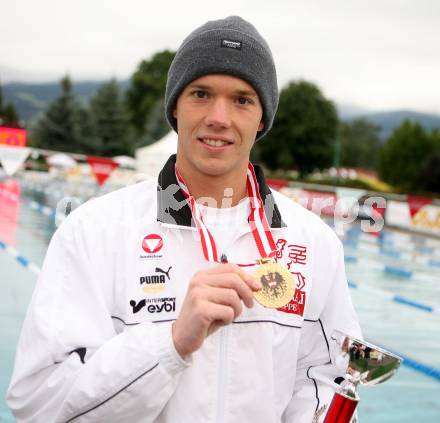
[173,74,264,181]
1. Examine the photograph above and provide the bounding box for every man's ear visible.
[258,120,264,132]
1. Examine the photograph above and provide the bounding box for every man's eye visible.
[237,97,252,105]
[193,90,207,99]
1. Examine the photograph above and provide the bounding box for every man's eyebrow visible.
[186,84,210,90]
[235,89,258,98]
[185,84,258,97]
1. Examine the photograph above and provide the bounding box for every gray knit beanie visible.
[165,16,278,140]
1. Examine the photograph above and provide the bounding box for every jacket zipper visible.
[217,252,229,422]
[216,325,229,423]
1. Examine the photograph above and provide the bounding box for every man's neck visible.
[194,178,247,208]
[176,166,248,208]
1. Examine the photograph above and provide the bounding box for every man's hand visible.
[172,263,261,358]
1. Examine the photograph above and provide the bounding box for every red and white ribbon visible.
[175,163,277,263]
[246,163,277,258]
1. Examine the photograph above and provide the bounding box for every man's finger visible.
[203,301,236,328]
[202,273,255,308]
[203,287,243,318]
[203,263,260,289]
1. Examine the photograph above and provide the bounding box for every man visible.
[7,16,361,422]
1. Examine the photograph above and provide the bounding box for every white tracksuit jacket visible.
[7,155,361,422]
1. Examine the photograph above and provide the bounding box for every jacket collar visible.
[157,154,286,228]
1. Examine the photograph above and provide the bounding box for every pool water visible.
[1,180,439,422]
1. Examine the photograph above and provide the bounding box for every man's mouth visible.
[198,137,233,147]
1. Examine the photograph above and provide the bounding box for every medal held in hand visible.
[253,258,295,308]
[176,162,296,307]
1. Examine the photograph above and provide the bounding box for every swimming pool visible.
[1,178,439,422]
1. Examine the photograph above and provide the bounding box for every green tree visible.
[1,103,21,127]
[126,50,175,143]
[414,129,440,193]
[339,119,381,169]
[32,76,91,153]
[415,152,440,193]
[253,80,338,177]
[141,97,170,146]
[0,83,3,115]
[89,79,134,156]
[77,107,98,154]
[379,120,436,189]
[0,82,22,128]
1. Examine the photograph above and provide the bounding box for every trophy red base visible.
[323,392,358,423]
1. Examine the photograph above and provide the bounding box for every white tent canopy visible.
[135,131,177,178]
[47,153,77,168]
[113,155,136,168]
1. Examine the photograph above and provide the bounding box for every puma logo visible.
[70,347,87,364]
[155,266,172,280]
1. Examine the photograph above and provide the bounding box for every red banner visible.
[303,190,337,216]
[0,180,21,246]
[87,156,118,186]
[266,178,289,191]
[0,127,27,146]
[407,195,433,218]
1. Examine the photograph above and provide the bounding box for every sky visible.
[2,0,440,114]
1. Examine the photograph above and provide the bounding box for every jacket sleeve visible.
[282,229,362,423]
[6,212,190,423]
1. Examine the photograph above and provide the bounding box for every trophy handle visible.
[323,392,358,423]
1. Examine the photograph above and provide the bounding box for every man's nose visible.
[204,98,232,128]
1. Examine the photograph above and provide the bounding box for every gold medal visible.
[253,258,295,308]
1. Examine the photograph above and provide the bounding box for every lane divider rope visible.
[344,253,440,281]
[342,234,440,260]
[0,240,41,276]
[371,342,440,382]
[348,279,437,315]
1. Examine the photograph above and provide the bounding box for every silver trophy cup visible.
[323,331,402,423]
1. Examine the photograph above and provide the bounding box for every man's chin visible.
[196,162,235,178]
